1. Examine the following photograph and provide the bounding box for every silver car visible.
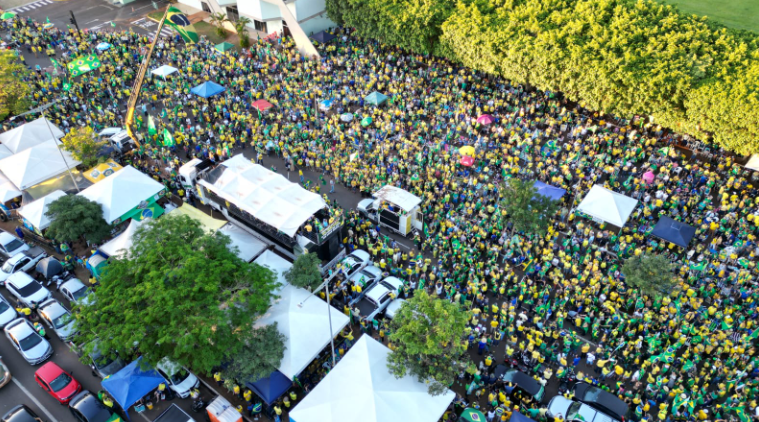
[5,272,51,308]
[60,279,93,306]
[342,265,382,290]
[38,299,78,341]
[4,318,53,365]
[0,296,17,328]
[547,396,618,422]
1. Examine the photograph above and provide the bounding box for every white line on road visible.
[84,19,99,24]
[11,378,59,422]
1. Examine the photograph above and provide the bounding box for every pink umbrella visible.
[477,114,495,125]
[460,156,475,167]
[643,171,655,184]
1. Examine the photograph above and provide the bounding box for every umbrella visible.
[310,30,336,43]
[361,117,372,127]
[215,42,234,53]
[36,257,64,280]
[460,156,475,167]
[459,145,475,157]
[340,113,353,122]
[364,91,388,106]
[190,81,225,98]
[43,23,54,30]
[151,64,178,78]
[96,42,111,51]
[477,114,495,125]
[252,99,274,112]
[643,171,655,184]
[319,99,333,110]
[1,12,16,20]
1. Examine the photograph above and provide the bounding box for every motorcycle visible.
[191,397,206,413]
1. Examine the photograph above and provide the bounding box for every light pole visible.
[304,87,320,130]
[10,100,80,192]
[298,276,337,368]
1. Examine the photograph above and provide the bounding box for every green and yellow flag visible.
[67,55,101,77]
[147,115,157,136]
[162,128,175,146]
[164,7,198,43]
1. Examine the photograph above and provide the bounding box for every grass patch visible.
[194,21,228,45]
[657,0,759,33]
[147,11,164,22]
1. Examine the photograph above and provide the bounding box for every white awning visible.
[219,224,268,262]
[289,336,455,422]
[99,219,148,258]
[373,185,421,212]
[253,250,292,292]
[0,117,64,154]
[0,139,81,190]
[18,190,66,230]
[745,154,759,171]
[576,185,638,227]
[198,155,327,237]
[0,172,21,202]
[254,285,349,380]
[78,166,164,224]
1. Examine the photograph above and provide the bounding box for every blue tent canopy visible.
[310,30,336,43]
[533,180,566,201]
[246,370,292,405]
[101,357,164,419]
[364,91,388,106]
[191,81,225,98]
[651,216,696,248]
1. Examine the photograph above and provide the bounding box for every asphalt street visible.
[3,0,174,38]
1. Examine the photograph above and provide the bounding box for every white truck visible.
[178,158,215,191]
[0,247,47,286]
[97,128,137,155]
[357,185,423,237]
[349,276,405,322]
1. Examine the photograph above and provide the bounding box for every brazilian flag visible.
[67,55,101,77]
[164,7,199,43]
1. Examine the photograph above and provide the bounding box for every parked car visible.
[573,382,629,421]
[1,405,43,422]
[38,299,78,341]
[35,362,82,405]
[97,127,135,155]
[0,247,47,286]
[3,318,53,365]
[337,250,372,279]
[5,272,51,308]
[156,357,200,399]
[0,295,18,328]
[384,298,406,320]
[349,276,405,322]
[0,356,11,389]
[342,265,382,290]
[69,391,115,422]
[0,231,29,262]
[548,395,619,422]
[60,279,94,306]
[502,369,545,402]
[83,342,126,379]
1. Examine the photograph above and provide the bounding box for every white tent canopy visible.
[151,65,178,78]
[78,166,164,224]
[255,285,349,380]
[373,185,422,212]
[289,336,455,422]
[0,172,22,202]
[99,219,148,258]
[576,185,638,227]
[220,224,268,262]
[18,190,66,230]
[253,250,292,294]
[0,139,81,190]
[0,118,64,154]
[745,154,759,171]
[198,155,327,237]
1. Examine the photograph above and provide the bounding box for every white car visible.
[337,250,372,279]
[0,295,18,328]
[385,298,406,320]
[343,265,382,290]
[156,358,199,399]
[547,395,618,422]
[38,299,78,342]
[5,272,51,308]
[60,279,93,306]
[0,247,47,285]
[0,231,29,260]
[4,318,53,365]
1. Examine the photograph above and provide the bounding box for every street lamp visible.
[10,99,80,192]
[298,275,336,368]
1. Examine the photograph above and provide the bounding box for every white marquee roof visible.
[0,118,64,154]
[0,172,22,202]
[254,285,349,380]
[576,185,638,227]
[18,190,66,230]
[99,219,148,258]
[373,185,422,212]
[219,224,268,262]
[289,336,455,422]
[745,154,759,171]
[78,166,164,224]
[0,139,81,190]
[198,155,327,237]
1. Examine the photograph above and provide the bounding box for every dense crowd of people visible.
[3,14,759,422]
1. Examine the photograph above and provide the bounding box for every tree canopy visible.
[221,324,287,384]
[45,195,111,244]
[283,252,322,290]
[499,178,560,238]
[621,253,677,299]
[73,215,282,375]
[0,51,31,120]
[386,290,469,396]
[60,126,107,168]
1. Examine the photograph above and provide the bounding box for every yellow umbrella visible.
[459,145,475,157]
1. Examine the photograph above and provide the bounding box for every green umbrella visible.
[1,12,16,20]
[459,408,487,422]
[361,117,372,127]
[215,42,234,53]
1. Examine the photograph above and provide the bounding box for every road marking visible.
[84,19,99,24]
[11,378,59,422]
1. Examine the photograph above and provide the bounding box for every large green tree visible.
[221,324,287,383]
[386,290,469,396]
[0,51,31,120]
[283,252,322,290]
[499,178,560,238]
[73,215,282,375]
[45,195,111,243]
[60,126,107,168]
[621,253,677,299]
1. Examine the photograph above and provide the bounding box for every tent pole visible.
[325,282,336,367]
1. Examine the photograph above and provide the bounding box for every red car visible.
[34,362,82,405]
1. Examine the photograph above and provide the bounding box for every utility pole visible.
[69,10,81,36]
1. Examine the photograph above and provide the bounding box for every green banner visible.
[67,55,101,77]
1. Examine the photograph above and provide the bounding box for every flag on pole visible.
[147,115,157,136]
[67,55,101,77]
[46,16,50,23]
[162,129,175,146]
[50,58,59,68]
[110,21,116,27]
[164,7,199,43]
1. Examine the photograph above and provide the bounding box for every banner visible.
[67,55,101,77]
[164,6,199,43]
